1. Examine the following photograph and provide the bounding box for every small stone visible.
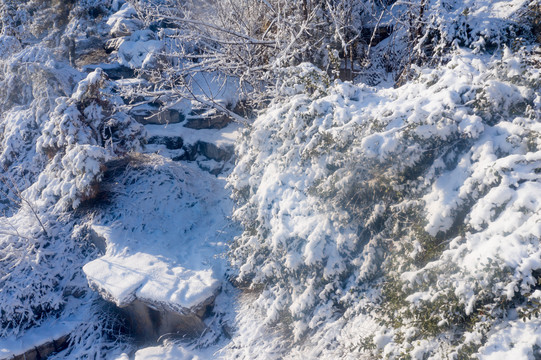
[131,109,184,125]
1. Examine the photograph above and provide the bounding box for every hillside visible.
[0,0,540,359]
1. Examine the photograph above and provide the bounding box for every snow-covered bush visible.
[38,68,144,156]
[33,68,145,210]
[136,0,377,71]
[0,203,128,352]
[377,49,541,358]
[227,46,541,357]
[124,0,388,115]
[389,0,538,85]
[0,199,93,337]
[0,9,143,339]
[0,46,79,217]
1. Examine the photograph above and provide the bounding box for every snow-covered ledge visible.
[83,253,220,342]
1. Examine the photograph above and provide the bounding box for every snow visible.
[2,0,541,359]
[144,121,241,148]
[129,343,219,360]
[0,317,78,359]
[224,43,541,358]
[82,155,237,313]
[73,68,105,101]
[107,3,143,38]
[117,32,164,69]
[477,318,541,359]
[0,35,22,59]
[84,252,219,309]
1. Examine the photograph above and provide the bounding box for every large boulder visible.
[83,252,220,343]
[197,141,234,162]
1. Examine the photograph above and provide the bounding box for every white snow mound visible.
[83,253,219,310]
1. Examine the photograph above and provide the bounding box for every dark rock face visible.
[175,143,198,161]
[361,25,393,46]
[9,334,69,360]
[175,141,234,164]
[104,37,125,53]
[185,108,232,129]
[147,136,184,150]
[75,36,105,56]
[148,19,181,32]
[184,114,231,129]
[102,64,135,80]
[130,107,185,125]
[118,296,215,344]
[197,141,234,162]
[89,227,107,254]
[73,36,108,67]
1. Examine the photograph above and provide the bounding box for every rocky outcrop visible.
[130,105,185,125]
[83,252,221,344]
[7,335,69,360]
[83,63,135,80]
[147,135,184,150]
[119,297,214,343]
[361,25,393,46]
[64,35,109,67]
[107,3,144,38]
[103,64,136,80]
[196,141,234,162]
[184,109,232,130]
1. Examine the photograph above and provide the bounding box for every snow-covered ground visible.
[83,154,236,312]
[2,0,541,359]
[0,315,78,359]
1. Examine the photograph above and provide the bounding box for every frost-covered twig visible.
[159,15,278,45]
[0,174,49,237]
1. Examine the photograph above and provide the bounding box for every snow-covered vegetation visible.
[227,48,541,358]
[1,0,541,359]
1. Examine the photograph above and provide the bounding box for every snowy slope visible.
[82,155,237,313]
[1,0,541,359]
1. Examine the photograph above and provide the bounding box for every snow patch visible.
[84,253,219,310]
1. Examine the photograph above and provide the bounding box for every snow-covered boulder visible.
[84,252,219,341]
[184,109,232,130]
[116,30,164,70]
[107,3,144,38]
[80,154,236,341]
[84,253,219,310]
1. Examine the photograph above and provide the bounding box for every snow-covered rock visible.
[130,103,185,125]
[107,3,144,38]
[84,252,219,310]
[84,252,219,342]
[81,154,237,341]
